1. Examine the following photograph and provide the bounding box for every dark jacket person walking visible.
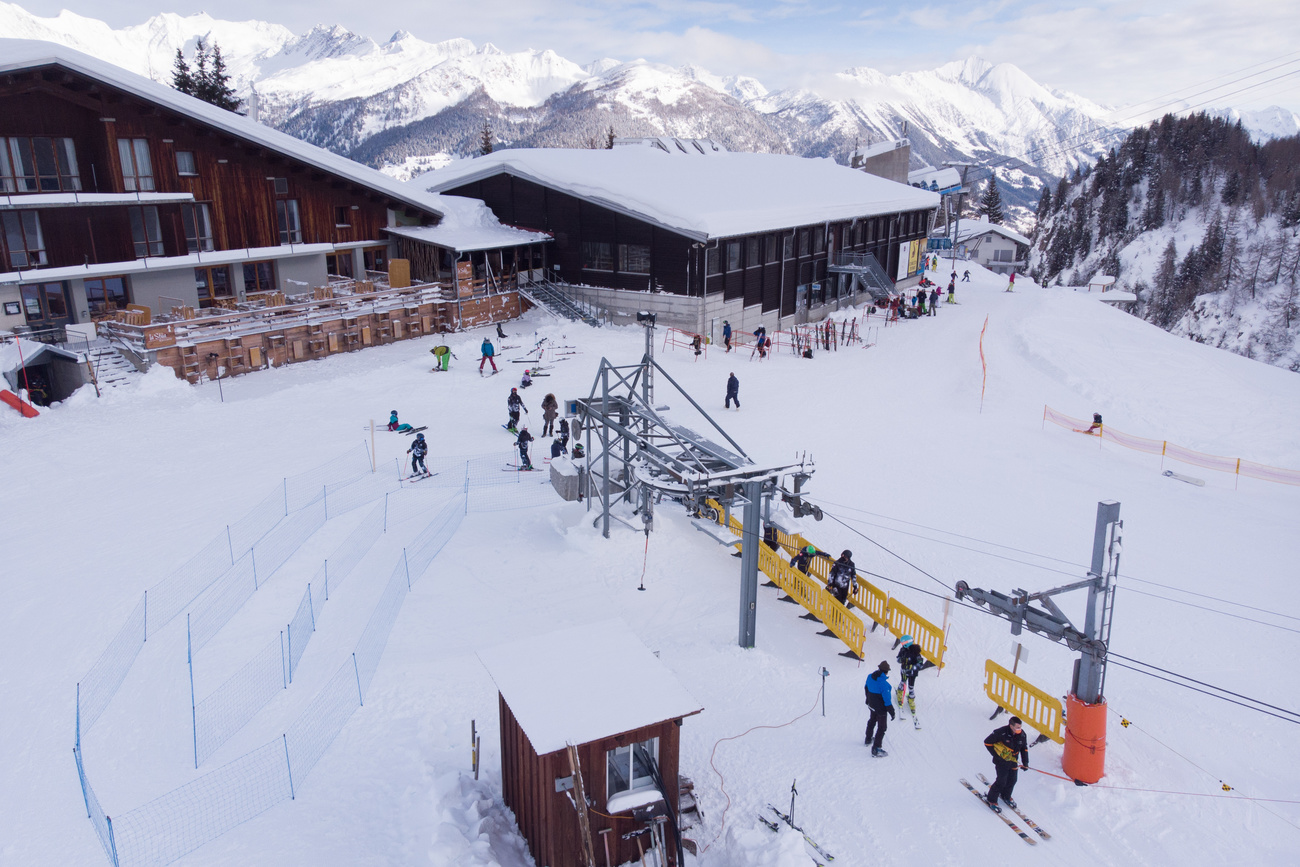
[726,372,740,409]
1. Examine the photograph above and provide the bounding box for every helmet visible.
[900,635,913,647]
[390,410,397,414]
[521,424,528,430]
[511,387,517,393]
[805,545,815,555]
[524,369,531,375]
[841,550,852,560]
[415,433,424,440]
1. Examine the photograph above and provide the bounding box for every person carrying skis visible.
[541,393,559,436]
[725,372,740,409]
[480,338,497,374]
[790,545,832,576]
[516,426,534,470]
[894,635,931,717]
[407,433,429,476]
[864,661,895,757]
[753,326,768,359]
[388,410,400,431]
[722,320,732,352]
[506,388,527,433]
[984,717,1030,811]
[827,550,856,607]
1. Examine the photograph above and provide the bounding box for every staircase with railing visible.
[828,250,895,300]
[516,276,603,327]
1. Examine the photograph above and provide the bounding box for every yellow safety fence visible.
[984,659,1064,743]
[1044,406,1300,486]
[705,500,946,668]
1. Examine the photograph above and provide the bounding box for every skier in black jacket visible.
[407,433,429,476]
[790,545,832,575]
[516,426,535,470]
[725,372,740,409]
[894,635,932,717]
[984,718,1030,811]
[506,388,527,433]
[827,550,856,607]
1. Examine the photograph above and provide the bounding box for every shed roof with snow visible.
[477,619,702,756]
[955,216,1031,246]
[416,147,938,242]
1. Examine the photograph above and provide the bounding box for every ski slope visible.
[2,262,1299,867]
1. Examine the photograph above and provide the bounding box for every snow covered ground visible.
[3,262,1299,867]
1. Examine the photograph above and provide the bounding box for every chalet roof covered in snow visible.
[0,39,445,220]
[384,195,551,252]
[956,216,1031,246]
[416,147,939,242]
[477,620,702,756]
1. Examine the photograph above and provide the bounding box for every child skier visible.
[520,369,533,389]
[388,410,400,431]
[516,426,534,470]
[407,433,429,476]
[827,550,856,607]
[894,635,933,723]
[480,338,497,374]
[790,545,831,575]
[506,388,527,433]
[864,661,895,757]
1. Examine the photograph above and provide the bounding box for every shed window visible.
[607,738,659,798]
[726,241,741,271]
[2,137,81,192]
[127,206,164,258]
[117,138,154,191]
[1,210,47,269]
[276,199,302,244]
[175,151,198,176]
[618,243,651,274]
[582,241,613,271]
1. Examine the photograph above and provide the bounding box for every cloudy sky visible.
[17,0,1300,114]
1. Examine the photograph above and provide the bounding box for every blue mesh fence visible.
[77,446,555,866]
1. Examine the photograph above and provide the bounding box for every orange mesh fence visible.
[1044,405,1300,486]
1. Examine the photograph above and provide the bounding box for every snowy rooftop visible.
[908,165,962,193]
[477,620,703,756]
[0,192,194,210]
[612,137,727,155]
[854,139,909,161]
[384,196,551,252]
[956,216,1031,246]
[415,147,938,241]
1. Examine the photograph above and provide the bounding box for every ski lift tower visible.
[574,313,816,648]
[955,501,1122,782]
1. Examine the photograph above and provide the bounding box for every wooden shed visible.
[478,621,703,867]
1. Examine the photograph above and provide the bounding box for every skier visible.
[947,276,957,304]
[753,326,768,359]
[506,388,527,433]
[929,286,940,316]
[557,417,570,451]
[962,269,971,282]
[430,345,453,371]
[790,545,832,575]
[541,393,559,437]
[496,322,507,340]
[827,550,856,607]
[516,426,534,470]
[864,661,895,757]
[479,338,497,374]
[722,320,732,352]
[894,635,932,719]
[407,432,429,476]
[725,372,740,409]
[1083,412,1103,435]
[1006,271,1017,292]
[692,333,703,359]
[916,289,926,316]
[983,717,1030,811]
[520,369,533,389]
[387,410,400,431]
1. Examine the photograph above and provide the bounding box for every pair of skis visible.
[760,804,834,865]
[403,471,437,483]
[959,776,1051,845]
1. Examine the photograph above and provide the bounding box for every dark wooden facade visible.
[0,63,434,274]
[499,693,684,867]
[444,173,932,317]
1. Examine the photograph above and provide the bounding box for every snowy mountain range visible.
[4,2,1297,228]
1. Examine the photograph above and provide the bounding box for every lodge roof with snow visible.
[417,147,939,242]
[477,620,703,756]
[955,216,1031,246]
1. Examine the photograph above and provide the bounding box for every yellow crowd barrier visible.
[704,500,945,666]
[983,659,1064,744]
[1044,406,1300,486]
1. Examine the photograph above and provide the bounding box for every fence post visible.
[324,560,329,601]
[352,652,364,706]
[283,478,289,515]
[280,630,287,689]
[286,623,293,685]
[308,583,315,631]
[75,682,81,752]
[283,733,295,801]
[403,549,411,590]
[252,548,259,591]
[322,484,328,519]
[464,460,470,514]
[226,525,235,564]
[143,589,147,642]
[188,614,198,769]
[384,493,388,532]
[106,814,121,867]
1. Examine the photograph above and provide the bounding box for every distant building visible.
[849,138,911,185]
[420,144,938,334]
[954,217,1030,275]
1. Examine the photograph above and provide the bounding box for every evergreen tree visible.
[171,48,195,95]
[169,40,241,112]
[201,44,241,111]
[1151,239,1179,326]
[605,125,616,149]
[479,121,494,156]
[978,174,1004,224]
[1035,186,1053,221]
[1221,171,1242,206]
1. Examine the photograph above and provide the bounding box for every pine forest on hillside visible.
[1029,113,1300,371]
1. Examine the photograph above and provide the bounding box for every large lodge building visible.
[1,38,939,403]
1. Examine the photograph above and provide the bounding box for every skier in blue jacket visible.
[479,338,497,374]
[864,661,895,757]
[722,320,733,352]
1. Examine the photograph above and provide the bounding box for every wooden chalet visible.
[0,39,548,391]
[422,138,940,335]
[478,621,703,867]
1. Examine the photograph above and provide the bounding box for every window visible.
[276,199,302,244]
[854,223,864,246]
[363,246,388,274]
[175,151,198,176]
[326,252,354,278]
[85,276,129,317]
[181,203,214,253]
[117,138,154,191]
[798,230,809,257]
[783,234,793,260]
[706,247,721,276]
[243,260,276,293]
[581,241,613,271]
[272,178,289,195]
[746,238,760,268]
[813,228,825,255]
[726,241,742,271]
[334,206,352,227]
[128,206,164,258]
[194,265,232,308]
[606,738,658,798]
[866,220,876,244]
[1,211,47,269]
[19,281,70,322]
[765,234,777,263]
[1,137,81,193]
[618,243,651,274]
